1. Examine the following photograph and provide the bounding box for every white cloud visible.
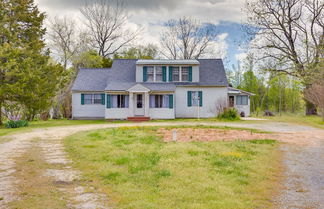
[36,0,246,60]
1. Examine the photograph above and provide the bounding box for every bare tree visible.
[305,79,324,120]
[246,0,323,78]
[160,17,215,59]
[80,0,140,58]
[245,0,324,114]
[47,16,80,70]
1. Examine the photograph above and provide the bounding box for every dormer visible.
[136,60,200,83]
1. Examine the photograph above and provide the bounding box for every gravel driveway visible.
[0,121,323,208]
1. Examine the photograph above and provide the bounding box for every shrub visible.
[218,108,240,121]
[4,120,29,128]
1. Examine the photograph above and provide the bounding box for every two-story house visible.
[71,59,253,120]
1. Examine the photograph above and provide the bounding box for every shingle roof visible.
[71,68,110,91]
[72,59,228,92]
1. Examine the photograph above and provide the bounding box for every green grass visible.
[256,113,324,129]
[65,126,281,209]
[0,119,110,138]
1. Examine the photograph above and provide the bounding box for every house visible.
[71,59,253,120]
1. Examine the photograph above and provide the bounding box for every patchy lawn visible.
[0,119,113,138]
[65,126,282,209]
[256,114,324,129]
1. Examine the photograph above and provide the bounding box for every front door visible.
[229,96,234,107]
[135,94,145,116]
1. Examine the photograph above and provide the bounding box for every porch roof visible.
[105,82,176,92]
[228,87,255,96]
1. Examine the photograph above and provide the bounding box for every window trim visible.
[170,66,192,82]
[236,95,248,105]
[144,66,166,83]
[83,94,103,105]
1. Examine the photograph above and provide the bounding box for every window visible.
[84,94,102,104]
[111,95,129,108]
[117,95,126,108]
[137,94,143,108]
[181,67,189,82]
[147,67,154,82]
[191,91,199,106]
[93,94,102,104]
[236,95,248,105]
[150,95,170,108]
[84,94,92,104]
[172,67,180,81]
[155,66,163,82]
[155,95,163,108]
[188,91,202,107]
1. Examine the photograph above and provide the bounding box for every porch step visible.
[127,117,151,122]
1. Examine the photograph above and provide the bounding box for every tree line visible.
[0,0,323,124]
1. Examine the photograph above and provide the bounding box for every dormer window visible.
[143,66,167,82]
[172,67,180,81]
[169,66,192,82]
[181,67,190,82]
[147,67,154,82]
[155,66,163,82]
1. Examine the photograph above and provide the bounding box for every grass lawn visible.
[256,113,324,129]
[65,126,281,209]
[0,119,109,138]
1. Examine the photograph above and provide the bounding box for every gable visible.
[127,84,150,92]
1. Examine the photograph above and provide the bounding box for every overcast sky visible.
[35,0,250,68]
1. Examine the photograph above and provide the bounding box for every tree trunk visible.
[0,100,3,125]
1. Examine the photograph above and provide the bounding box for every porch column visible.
[144,92,150,117]
[128,92,134,117]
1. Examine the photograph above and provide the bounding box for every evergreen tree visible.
[0,0,64,122]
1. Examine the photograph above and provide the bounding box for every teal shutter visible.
[189,66,193,82]
[101,94,105,105]
[169,66,173,82]
[81,94,85,105]
[162,66,167,82]
[106,94,111,108]
[199,91,203,107]
[143,66,148,82]
[169,95,173,109]
[187,91,192,107]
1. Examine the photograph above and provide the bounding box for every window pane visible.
[155,95,163,108]
[84,94,92,104]
[117,95,126,108]
[181,67,189,82]
[93,94,102,104]
[137,94,143,108]
[172,67,180,81]
[156,66,163,82]
[147,67,154,82]
[242,96,248,105]
[111,95,117,108]
[191,91,199,106]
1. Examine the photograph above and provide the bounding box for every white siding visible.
[175,87,228,118]
[105,108,129,119]
[192,66,199,82]
[149,108,175,119]
[234,96,251,117]
[72,93,105,119]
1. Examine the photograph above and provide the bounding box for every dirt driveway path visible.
[0,121,323,208]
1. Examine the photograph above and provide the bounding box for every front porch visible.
[105,84,175,120]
